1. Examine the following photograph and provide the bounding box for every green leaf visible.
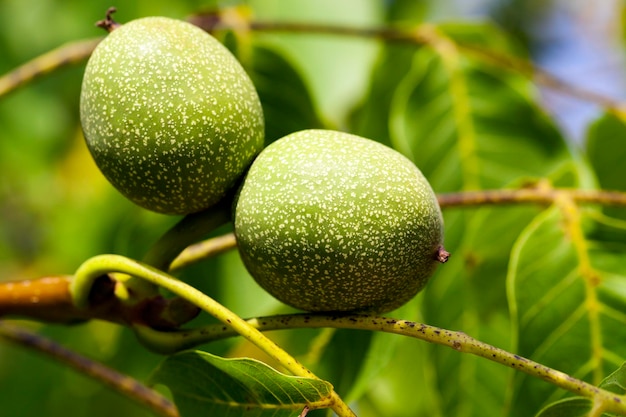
[600,362,626,395]
[506,206,626,416]
[587,113,626,192]
[534,397,593,417]
[353,22,568,192]
[536,363,626,417]
[246,43,326,144]
[586,112,626,237]
[150,350,334,417]
[350,43,417,149]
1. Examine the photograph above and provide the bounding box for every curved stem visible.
[168,232,237,272]
[0,320,179,417]
[142,200,232,271]
[136,313,626,415]
[73,255,355,417]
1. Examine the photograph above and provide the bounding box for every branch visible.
[437,188,626,208]
[0,320,179,417]
[3,187,626,326]
[0,274,198,329]
[135,313,626,415]
[0,38,101,97]
[2,6,626,116]
[169,232,237,272]
[190,8,626,117]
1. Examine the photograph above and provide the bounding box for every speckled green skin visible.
[80,17,264,214]
[234,130,444,313]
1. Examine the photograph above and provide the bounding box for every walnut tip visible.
[436,246,450,263]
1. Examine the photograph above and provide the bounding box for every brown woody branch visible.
[437,188,626,208]
[0,274,198,328]
[1,7,625,116]
[0,321,179,417]
[190,9,626,116]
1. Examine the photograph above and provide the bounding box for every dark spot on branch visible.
[88,274,115,305]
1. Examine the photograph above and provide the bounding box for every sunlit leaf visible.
[507,205,626,416]
[351,22,568,192]
[151,350,334,417]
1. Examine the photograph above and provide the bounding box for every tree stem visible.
[135,313,626,415]
[142,200,232,271]
[437,188,626,208]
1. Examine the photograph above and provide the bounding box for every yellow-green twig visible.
[136,313,626,415]
[168,232,236,272]
[0,38,101,98]
[72,255,356,417]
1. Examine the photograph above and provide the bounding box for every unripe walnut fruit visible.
[80,17,264,214]
[234,130,447,313]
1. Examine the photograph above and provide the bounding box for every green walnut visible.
[234,130,448,313]
[80,16,264,214]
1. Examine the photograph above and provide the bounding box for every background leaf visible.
[534,397,593,417]
[151,350,334,417]
[507,205,626,416]
[600,362,626,394]
[353,22,569,193]
[244,43,326,144]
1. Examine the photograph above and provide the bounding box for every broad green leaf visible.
[419,163,584,417]
[354,21,569,192]
[249,0,382,125]
[586,113,626,241]
[586,113,626,192]
[534,397,593,417]
[600,362,626,394]
[507,206,626,416]
[150,350,334,417]
[388,43,567,192]
[350,43,417,149]
[532,363,626,417]
[246,43,325,144]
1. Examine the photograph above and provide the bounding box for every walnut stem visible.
[96,7,122,33]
